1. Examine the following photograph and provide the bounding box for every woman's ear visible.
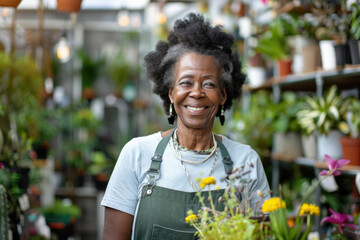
[168,87,173,103]
[221,88,227,105]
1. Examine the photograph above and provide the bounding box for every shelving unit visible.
[244,65,360,232]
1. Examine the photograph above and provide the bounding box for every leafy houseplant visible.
[76,48,104,99]
[255,15,298,77]
[229,90,275,159]
[297,85,350,160]
[272,92,305,159]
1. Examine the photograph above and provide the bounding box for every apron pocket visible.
[151,224,198,240]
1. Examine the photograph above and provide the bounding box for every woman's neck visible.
[176,126,214,151]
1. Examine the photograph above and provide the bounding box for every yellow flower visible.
[199,177,216,189]
[185,214,198,223]
[262,197,286,213]
[299,203,320,216]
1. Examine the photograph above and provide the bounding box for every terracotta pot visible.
[0,0,22,8]
[56,0,82,12]
[277,59,292,77]
[340,137,360,166]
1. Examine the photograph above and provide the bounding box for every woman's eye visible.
[203,81,216,88]
[179,80,192,86]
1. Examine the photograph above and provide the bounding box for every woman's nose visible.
[189,84,204,98]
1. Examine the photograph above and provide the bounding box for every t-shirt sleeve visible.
[248,151,270,211]
[100,139,141,215]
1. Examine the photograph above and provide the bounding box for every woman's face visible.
[169,52,227,130]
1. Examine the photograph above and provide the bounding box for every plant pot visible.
[348,40,360,65]
[247,67,267,87]
[317,130,344,161]
[301,133,317,159]
[334,43,351,67]
[287,36,320,73]
[340,137,360,166]
[319,40,336,71]
[0,0,22,8]
[273,132,303,159]
[277,59,292,77]
[56,0,82,12]
[302,44,321,73]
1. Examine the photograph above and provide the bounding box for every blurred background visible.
[1,0,360,239]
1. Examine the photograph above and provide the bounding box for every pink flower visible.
[321,208,357,233]
[320,154,350,176]
[261,0,268,4]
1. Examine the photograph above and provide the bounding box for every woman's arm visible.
[102,207,134,240]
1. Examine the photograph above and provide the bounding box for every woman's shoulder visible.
[218,134,259,158]
[122,131,162,152]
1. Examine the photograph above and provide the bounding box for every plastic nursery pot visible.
[334,43,352,67]
[348,40,360,65]
[340,137,360,166]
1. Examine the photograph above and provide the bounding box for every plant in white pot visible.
[272,92,305,160]
[339,98,360,166]
[296,85,350,161]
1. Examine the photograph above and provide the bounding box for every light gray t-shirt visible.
[101,131,270,216]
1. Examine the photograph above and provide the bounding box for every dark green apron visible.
[134,130,233,240]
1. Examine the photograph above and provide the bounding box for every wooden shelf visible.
[273,155,360,176]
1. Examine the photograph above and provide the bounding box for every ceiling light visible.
[54,36,72,63]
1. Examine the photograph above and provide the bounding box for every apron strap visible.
[146,129,175,189]
[215,135,233,175]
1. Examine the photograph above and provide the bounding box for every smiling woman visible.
[101,12,270,240]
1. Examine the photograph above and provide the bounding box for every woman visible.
[101,12,270,240]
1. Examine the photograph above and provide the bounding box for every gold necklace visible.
[170,130,217,164]
[181,149,218,192]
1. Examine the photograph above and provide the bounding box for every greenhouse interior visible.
[1,0,360,239]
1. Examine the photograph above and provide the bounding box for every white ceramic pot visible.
[301,133,317,160]
[317,130,344,161]
[319,40,337,71]
[273,132,303,159]
[247,67,266,87]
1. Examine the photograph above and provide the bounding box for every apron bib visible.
[134,129,233,240]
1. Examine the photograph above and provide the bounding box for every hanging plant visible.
[0,0,22,8]
[56,0,82,13]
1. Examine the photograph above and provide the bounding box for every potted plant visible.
[42,199,81,240]
[313,0,351,69]
[56,0,82,13]
[348,3,360,65]
[255,15,298,77]
[76,48,104,100]
[339,98,360,166]
[246,51,267,87]
[0,0,22,8]
[272,92,305,160]
[229,90,275,159]
[296,85,350,161]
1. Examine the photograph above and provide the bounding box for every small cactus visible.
[0,185,9,240]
